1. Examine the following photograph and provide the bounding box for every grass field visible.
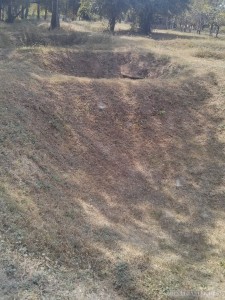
[1,20,225,299]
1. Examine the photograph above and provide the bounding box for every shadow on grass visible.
[150,31,207,40]
[115,28,207,41]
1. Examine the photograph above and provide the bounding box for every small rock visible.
[19,247,27,253]
[201,212,210,219]
[176,179,182,187]
[98,102,107,110]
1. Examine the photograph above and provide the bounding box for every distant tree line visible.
[1,0,225,36]
[176,0,225,37]
[0,0,79,29]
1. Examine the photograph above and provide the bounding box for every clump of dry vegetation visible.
[194,49,225,60]
[1,21,225,299]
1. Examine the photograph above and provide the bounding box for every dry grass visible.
[1,20,225,299]
[194,49,225,60]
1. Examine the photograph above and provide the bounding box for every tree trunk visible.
[139,12,152,35]
[210,23,214,36]
[6,1,14,23]
[72,1,79,21]
[21,5,25,19]
[37,0,40,20]
[215,25,220,38]
[65,1,68,18]
[25,0,29,19]
[2,5,4,21]
[50,0,60,29]
[166,16,169,30]
[109,16,116,33]
[44,5,48,20]
[0,0,2,21]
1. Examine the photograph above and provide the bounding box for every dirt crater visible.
[38,51,185,79]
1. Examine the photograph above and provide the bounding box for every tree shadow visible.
[115,28,207,41]
[150,31,207,41]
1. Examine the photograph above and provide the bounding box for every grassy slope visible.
[1,21,225,299]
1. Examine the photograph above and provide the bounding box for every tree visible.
[92,0,130,32]
[131,0,190,34]
[37,0,40,19]
[4,0,25,23]
[24,0,29,19]
[50,0,60,29]
[68,0,80,20]
[78,0,92,20]
[180,0,225,36]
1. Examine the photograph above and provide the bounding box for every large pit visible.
[37,51,185,79]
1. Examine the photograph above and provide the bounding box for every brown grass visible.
[1,21,225,299]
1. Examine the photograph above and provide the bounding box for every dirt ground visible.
[1,21,225,299]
